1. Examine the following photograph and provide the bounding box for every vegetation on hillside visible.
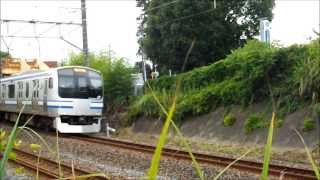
[64,52,135,110]
[129,39,320,130]
[137,0,275,72]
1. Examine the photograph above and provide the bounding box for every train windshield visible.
[58,68,103,99]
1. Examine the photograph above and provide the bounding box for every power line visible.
[145,0,179,12]
[38,24,59,36]
[1,35,59,39]
[1,19,81,26]
[157,8,216,27]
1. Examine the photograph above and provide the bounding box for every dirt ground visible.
[130,103,320,149]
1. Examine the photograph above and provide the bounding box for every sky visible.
[0,0,319,64]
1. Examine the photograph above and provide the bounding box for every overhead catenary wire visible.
[0,1,85,56]
[141,0,217,28]
[156,7,216,28]
[144,0,216,12]
[0,19,81,26]
[1,35,59,39]
[145,0,179,12]
[38,23,58,36]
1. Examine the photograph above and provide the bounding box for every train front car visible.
[53,67,103,133]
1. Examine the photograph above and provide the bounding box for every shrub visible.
[313,103,320,118]
[65,52,135,110]
[244,113,266,134]
[275,118,284,128]
[129,39,318,126]
[303,117,315,131]
[293,39,320,98]
[223,113,236,126]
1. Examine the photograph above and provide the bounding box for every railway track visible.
[65,134,317,180]
[3,148,107,179]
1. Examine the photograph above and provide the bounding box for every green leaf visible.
[260,112,276,180]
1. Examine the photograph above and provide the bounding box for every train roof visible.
[0,66,101,83]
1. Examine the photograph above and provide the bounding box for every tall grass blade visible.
[147,82,204,178]
[36,150,42,180]
[19,126,54,154]
[60,173,108,180]
[71,160,76,180]
[0,106,25,179]
[293,128,320,179]
[147,39,202,179]
[56,128,63,178]
[214,149,252,180]
[260,112,276,180]
[147,98,177,179]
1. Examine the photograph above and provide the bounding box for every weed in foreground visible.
[294,128,320,179]
[0,108,108,179]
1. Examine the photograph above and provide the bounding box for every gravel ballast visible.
[1,123,260,179]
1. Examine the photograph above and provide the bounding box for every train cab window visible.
[58,69,75,98]
[49,77,53,89]
[26,82,29,98]
[8,84,15,98]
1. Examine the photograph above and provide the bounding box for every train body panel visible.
[0,66,103,133]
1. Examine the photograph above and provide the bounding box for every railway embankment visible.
[130,102,319,149]
[119,40,320,166]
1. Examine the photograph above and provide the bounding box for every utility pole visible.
[142,54,147,82]
[0,0,2,79]
[81,0,89,67]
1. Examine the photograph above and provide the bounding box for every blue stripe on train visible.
[47,106,73,109]
[90,107,103,109]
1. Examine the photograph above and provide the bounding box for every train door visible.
[0,84,2,105]
[17,81,23,109]
[32,80,39,110]
[1,84,6,105]
[43,79,48,112]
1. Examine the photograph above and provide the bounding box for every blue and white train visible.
[0,66,103,133]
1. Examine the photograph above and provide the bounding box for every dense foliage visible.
[64,52,135,109]
[137,0,275,72]
[129,39,320,127]
[0,51,10,58]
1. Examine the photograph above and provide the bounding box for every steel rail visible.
[66,135,317,180]
[1,148,107,179]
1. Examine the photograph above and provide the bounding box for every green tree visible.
[137,0,275,72]
[65,52,135,109]
[0,51,10,58]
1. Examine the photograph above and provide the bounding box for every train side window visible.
[26,82,29,98]
[33,80,38,98]
[8,84,15,98]
[2,84,5,99]
[49,77,53,89]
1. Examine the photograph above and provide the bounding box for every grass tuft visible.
[244,113,266,134]
[223,113,236,126]
[303,117,315,131]
[293,128,320,179]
